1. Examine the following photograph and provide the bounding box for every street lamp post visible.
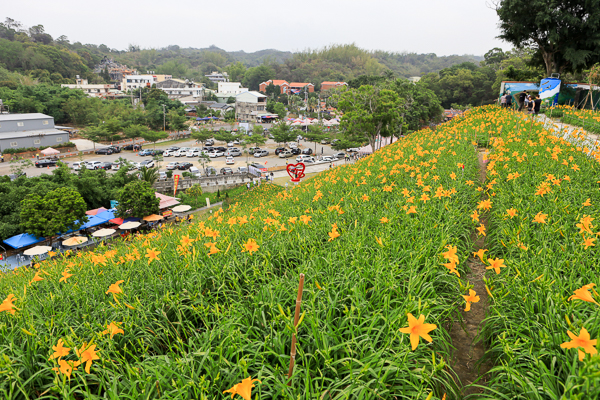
[162,104,166,131]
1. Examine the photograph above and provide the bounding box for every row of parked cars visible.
[162,146,243,159]
[71,159,156,171]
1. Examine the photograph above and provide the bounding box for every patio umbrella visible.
[172,205,192,213]
[23,246,52,256]
[62,236,88,247]
[40,147,60,156]
[92,229,116,238]
[86,207,108,216]
[119,221,141,230]
[3,233,44,249]
[95,210,117,221]
[143,214,164,222]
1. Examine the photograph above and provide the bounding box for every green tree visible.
[273,102,287,119]
[495,0,600,76]
[138,166,159,185]
[252,124,264,137]
[225,61,247,82]
[224,109,236,122]
[81,125,107,149]
[140,130,169,149]
[305,124,324,153]
[103,118,122,136]
[123,124,150,145]
[9,158,33,176]
[392,79,443,133]
[167,109,186,135]
[116,180,159,219]
[226,96,235,104]
[191,127,214,144]
[20,187,87,242]
[336,85,402,150]
[243,65,275,91]
[270,121,296,145]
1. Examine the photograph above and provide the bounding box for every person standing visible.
[518,90,527,111]
[532,96,543,114]
[505,92,513,109]
[500,93,507,108]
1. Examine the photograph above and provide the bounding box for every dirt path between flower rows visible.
[449,149,492,398]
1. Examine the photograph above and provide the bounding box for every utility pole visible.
[162,104,167,131]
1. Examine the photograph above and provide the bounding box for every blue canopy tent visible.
[95,209,117,222]
[3,233,44,249]
[79,215,109,230]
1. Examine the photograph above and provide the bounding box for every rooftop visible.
[0,113,53,122]
[0,128,67,140]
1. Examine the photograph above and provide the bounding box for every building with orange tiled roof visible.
[321,81,347,91]
[289,82,314,94]
[259,80,289,93]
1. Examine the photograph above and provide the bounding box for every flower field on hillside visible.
[0,118,483,399]
[558,106,600,134]
[464,107,600,399]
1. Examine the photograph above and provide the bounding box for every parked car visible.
[71,161,85,171]
[138,149,153,156]
[163,150,174,157]
[279,150,293,158]
[108,146,121,153]
[296,155,315,163]
[97,162,113,170]
[296,135,304,141]
[302,148,313,155]
[123,144,135,151]
[321,156,338,162]
[177,162,193,170]
[248,146,260,154]
[205,166,217,176]
[225,156,235,165]
[333,152,346,159]
[215,146,227,152]
[204,139,214,146]
[166,162,179,170]
[346,147,360,152]
[220,167,234,175]
[275,147,287,155]
[174,150,185,157]
[167,146,180,151]
[35,158,58,168]
[189,166,201,177]
[86,161,102,170]
[208,150,224,158]
[227,141,234,147]
[186,148,201,157]
[289,142,298,149]
[290,148,301,155]
[203,146,215,152]
[139,160,155,169]
[158,170,167,180]
[254,149,269,158]
[237,166,248,174]
[95,148,113,155]
[233,139,240,145]
[320,139,330,144]
[149,149,164,156]
[225,148,242,157]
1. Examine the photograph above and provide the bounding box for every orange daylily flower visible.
[486,258,506,274]
[102,322,124,339]
[379,217,389,223]
[223,377,262,400]
[208,245,220,256]
[361,194,370,202]
[30,272,44,284]
[560,328,597,361]
[473,249,487,262]
[399,313,437,350]
[59,270,73,283]
[406,206,417,214]
[477,199,492,210]
[243,239,259,254]
[443,261,460,277]
[328,228,340,241]
[52,359,79,379]
[0,294,17,315]
[420,193,430,203]
[506,208,518,218]
[477,224,486,236]
[471,210,479,223]
[568,283,599,305]
[180,235,195,246]
[583,236,596,249]
[288,216,297,224]
[299,215,312,224]
[49,338,71,360]
[462,289,480,311]
[533,212,548,224]
[76,342,100,374]
[441,245,459,264]
[145,248,161,263]
[582,198,592,207]
[106,280,124,296]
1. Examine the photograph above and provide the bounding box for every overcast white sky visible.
[3,0,509,56]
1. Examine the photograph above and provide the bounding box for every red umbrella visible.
[109,218,124,225]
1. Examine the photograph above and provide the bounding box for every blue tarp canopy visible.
[79,215,108,230]
[3,233,44,249]
[95,209,117,221]
[196,117,219,121]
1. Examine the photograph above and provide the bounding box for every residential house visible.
[217,82,248,103]
[121,74,172,91]
[235,91,268,122]
[200,101,234,116]
[321,81,347,91]
[289,82,314,94]
[156,79,205,99]
[259,80,290,94]
[61,77,114,98]
[0,113,70,151]
[205,71,229,83]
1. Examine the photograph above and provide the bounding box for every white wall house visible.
[121,74,172,91]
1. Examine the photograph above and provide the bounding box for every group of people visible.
[500,90,542,114]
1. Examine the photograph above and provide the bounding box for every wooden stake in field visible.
[287,273,305,386]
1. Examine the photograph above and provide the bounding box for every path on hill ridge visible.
[449,149,492,398]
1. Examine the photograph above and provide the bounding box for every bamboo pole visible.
[287,273,305,386]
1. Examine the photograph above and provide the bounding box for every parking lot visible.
[0,136,347,178]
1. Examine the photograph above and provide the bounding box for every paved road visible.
[0,135,345,179]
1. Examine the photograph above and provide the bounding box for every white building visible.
[217,82,248,103]
[235,91,268,122]
[156,79,205,99]
[205,71,229,83]
[121,74,172,91]
[61,78,114,98]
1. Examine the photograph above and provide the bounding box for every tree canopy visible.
[116,180,159,219]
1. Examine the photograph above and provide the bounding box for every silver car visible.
[254,150,269,158]
[226,148,242,157]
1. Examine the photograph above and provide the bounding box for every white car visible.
[71,161,85,171]
[208,151,224,158]
[227,141,234,147]
[296,155,315,163]
[166,162,179,170]
[173,150,185,157]
[225,157,235,165]
[346,147,360,152]
[321,156,338,162]
[139,160,155,169]
[233,139,240,145]
[186,148,201,157]
[289,142,298,149]
[248,146,260,154]
[279,150,293,158]
[86,161,102,170]
[163,150,174,157]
